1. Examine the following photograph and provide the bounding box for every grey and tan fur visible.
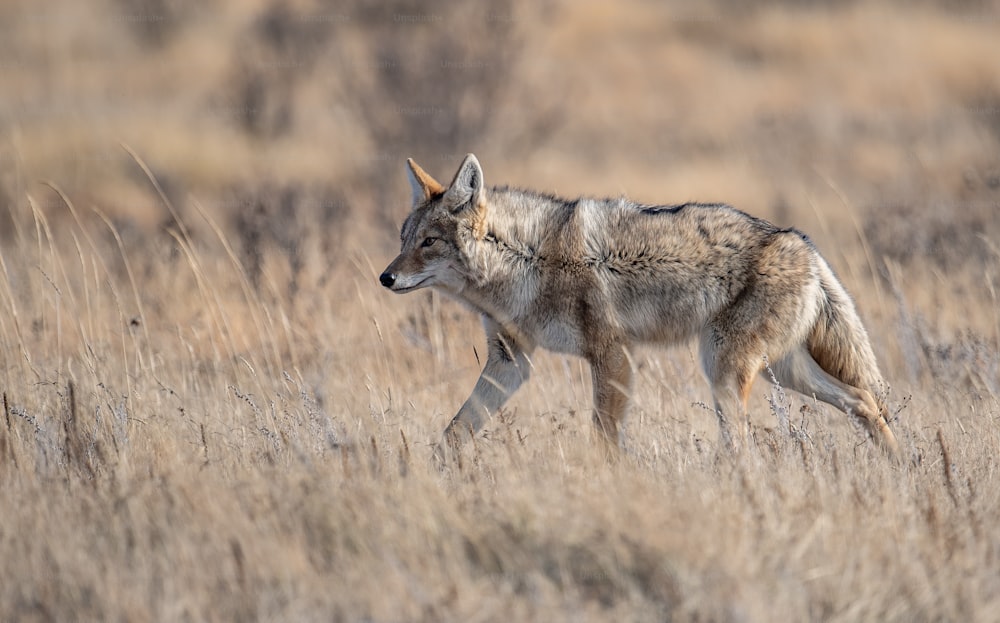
[380,154,901,460]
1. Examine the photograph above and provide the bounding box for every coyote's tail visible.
[808,259,886,411]
[808,259,901,459]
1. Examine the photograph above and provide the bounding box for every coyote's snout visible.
[381,154,901,461]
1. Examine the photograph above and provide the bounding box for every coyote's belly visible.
[521,271,736,355]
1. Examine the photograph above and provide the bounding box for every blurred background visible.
[1,0,999,372]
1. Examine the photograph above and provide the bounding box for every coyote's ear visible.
[443,154,484,213]
[406,158,445,208]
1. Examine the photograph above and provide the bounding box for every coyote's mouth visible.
[391,278,429,293]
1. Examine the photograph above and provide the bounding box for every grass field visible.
[1,1,1000,621]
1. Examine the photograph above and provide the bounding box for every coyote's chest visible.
[533,315,585,355]
[521,270,606,356]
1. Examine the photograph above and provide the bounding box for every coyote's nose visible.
[379,271,396,288]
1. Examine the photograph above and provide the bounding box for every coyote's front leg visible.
[440,319,533,453]
[590,343,633,453]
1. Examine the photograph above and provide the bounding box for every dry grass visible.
[1,0,1000,621]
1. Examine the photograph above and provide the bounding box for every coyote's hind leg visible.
[768,346,901,460]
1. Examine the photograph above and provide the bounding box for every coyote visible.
[380,154,901,459]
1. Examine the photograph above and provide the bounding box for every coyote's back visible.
[380,154,901,461]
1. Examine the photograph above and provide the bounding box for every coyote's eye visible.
[421,237,437,248]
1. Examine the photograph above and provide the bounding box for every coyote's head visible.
[380,154,485,294]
